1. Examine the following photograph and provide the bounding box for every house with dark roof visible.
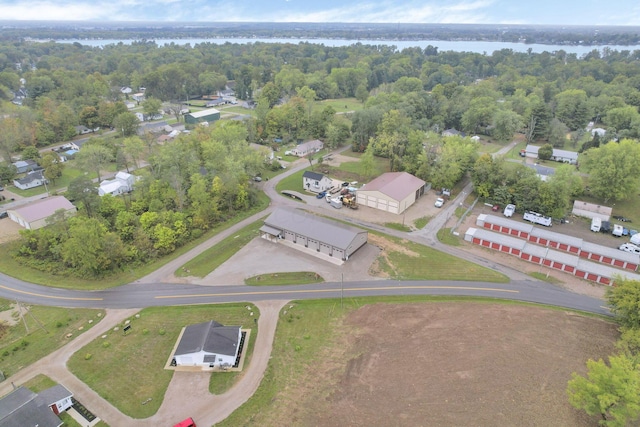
[356,172,426,214]
[0,385,72,427]
[302,171,332,193]
[173,321,242,368]
[524,145,579,165]
[442,128,466,137]
[11,159,39,174]
[7,196,76,230]
[260,208,368,261]
[13,170,47,190]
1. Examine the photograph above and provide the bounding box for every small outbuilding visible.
[173,320,242,368]
[571,200,612,221]
[185,108,220,125]
[302,171,332,193]
[7,196,76,230]
[11,159,39,174]
[356,172,426,214]
[261,208,368,260]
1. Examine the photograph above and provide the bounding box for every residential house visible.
[356,172,426,214]
[132,92,145,102]
[12,159,39,174]
[7,196,76,230]
[524,144,579,165]
[13,170,47,190]
[98,171,136,196]
[291,140,324,157]
[173,320,242,368]
[120,86,132,94]
[0,385,73,427]
[526,163,555,182]
[302,171,332,193]
[591,128,606,137]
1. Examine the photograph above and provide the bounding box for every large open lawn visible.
[217,298,617,427]
[0,299,103,378]
[68,303,259,419]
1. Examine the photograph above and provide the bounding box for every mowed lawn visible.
[67,303,259,419]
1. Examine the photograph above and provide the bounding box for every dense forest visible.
[2,38,640,277]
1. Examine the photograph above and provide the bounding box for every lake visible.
[55,37,640,56]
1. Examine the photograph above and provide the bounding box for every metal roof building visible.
[261,208,368,261]
[7,196,76,230]
[184,108,220,124]
[356,172,426,214]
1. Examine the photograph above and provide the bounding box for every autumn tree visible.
[75,144,113,182]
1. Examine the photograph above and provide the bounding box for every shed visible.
[571,200,612,221]
[356,172,426,214]
[302,171,332,193]
[173,320,242,368]
[261,208,368,260]
[7,196,76,230]
[11,159,38,174]
[185,108,220,125]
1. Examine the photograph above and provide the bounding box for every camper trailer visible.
[523,211,552,227]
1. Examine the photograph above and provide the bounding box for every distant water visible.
[53,37,640,55]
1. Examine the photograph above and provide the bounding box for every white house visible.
[132,92,145,102]
[13,170,47,190]
[302,171,332,193]
[173,320,242,368]
[98,171,136,196]
[291,139,324,157]
[524,144,579,165]
[591,128,606,137]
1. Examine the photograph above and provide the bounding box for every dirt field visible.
[298,303,617,427]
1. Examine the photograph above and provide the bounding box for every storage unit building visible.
[356,172,426,214]
[260,208,368,260]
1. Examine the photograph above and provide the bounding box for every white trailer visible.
[523,211,552,227]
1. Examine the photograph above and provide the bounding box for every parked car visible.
[435,197,444,208]
[173,418,196,427]
[612,224,624,237]
[590,217,601,232]
[341,182,349,187]
[619,243,640,255]
[0,184,4,191]
[600,221,612,234]
[316,191,327,199]
[503,204,516,218]
[491,204,500,212]
[0,211,7,219]
[253,176,262,182]
[614,215,632,222]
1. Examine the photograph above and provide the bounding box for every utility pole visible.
[341,273,344,310]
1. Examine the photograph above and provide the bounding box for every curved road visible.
[0,141,610,426]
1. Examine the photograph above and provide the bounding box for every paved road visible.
[0,140,611,426]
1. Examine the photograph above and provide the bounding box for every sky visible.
[1,0,640,26]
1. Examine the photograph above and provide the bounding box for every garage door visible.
[388,201,399,214]
[308,239,319,250]
[356,194,367,205]
[319,243,332,255]
[284,231,295,242]
[377,199,388,210]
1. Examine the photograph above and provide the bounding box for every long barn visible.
[260,208,368,261]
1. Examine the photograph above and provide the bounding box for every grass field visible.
[371,232,506,282]
[275,169,307,193]
[68,303,259,419]
[245,272,324,286]
[414,216,431,229]
[0,299,103,378]
[175,219,265,278]
[437,228,463,246]
[313,98,363,114]
[0,192,270,290]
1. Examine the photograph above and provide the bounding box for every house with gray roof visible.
[525,145,579,165]
[173,321,242,368]
[13,170,47,190]
[356,172,426,214]
[260,208,368,260]
[291,139,324,157]
[11,159,38,174]
[0,385,72,427]
[302,171,332,193]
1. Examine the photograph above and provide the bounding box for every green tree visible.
[606,278,640,329]
[360,143,376,179]
[0,163,17,184]
[538,143,553,161]
[20,146,41,161]
[461,96,497,134]
[67,175,100,218]
[604,106,640,133]
[492,109,523,142]
[567,354,640,427]
[582,139,640,203]
[548,118,570,148]
[113,112,139,137]
[40,152,64,184]
[75,144,113,182]
[141,97,162,121]
[554,89,591,130]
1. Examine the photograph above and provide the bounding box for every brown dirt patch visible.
[367,234,418,278]
[299,303,617,427]
[0,218,22,244]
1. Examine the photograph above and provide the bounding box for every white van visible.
[619,243,640,255]
[590,217,601,232]
[503,204,515,218]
